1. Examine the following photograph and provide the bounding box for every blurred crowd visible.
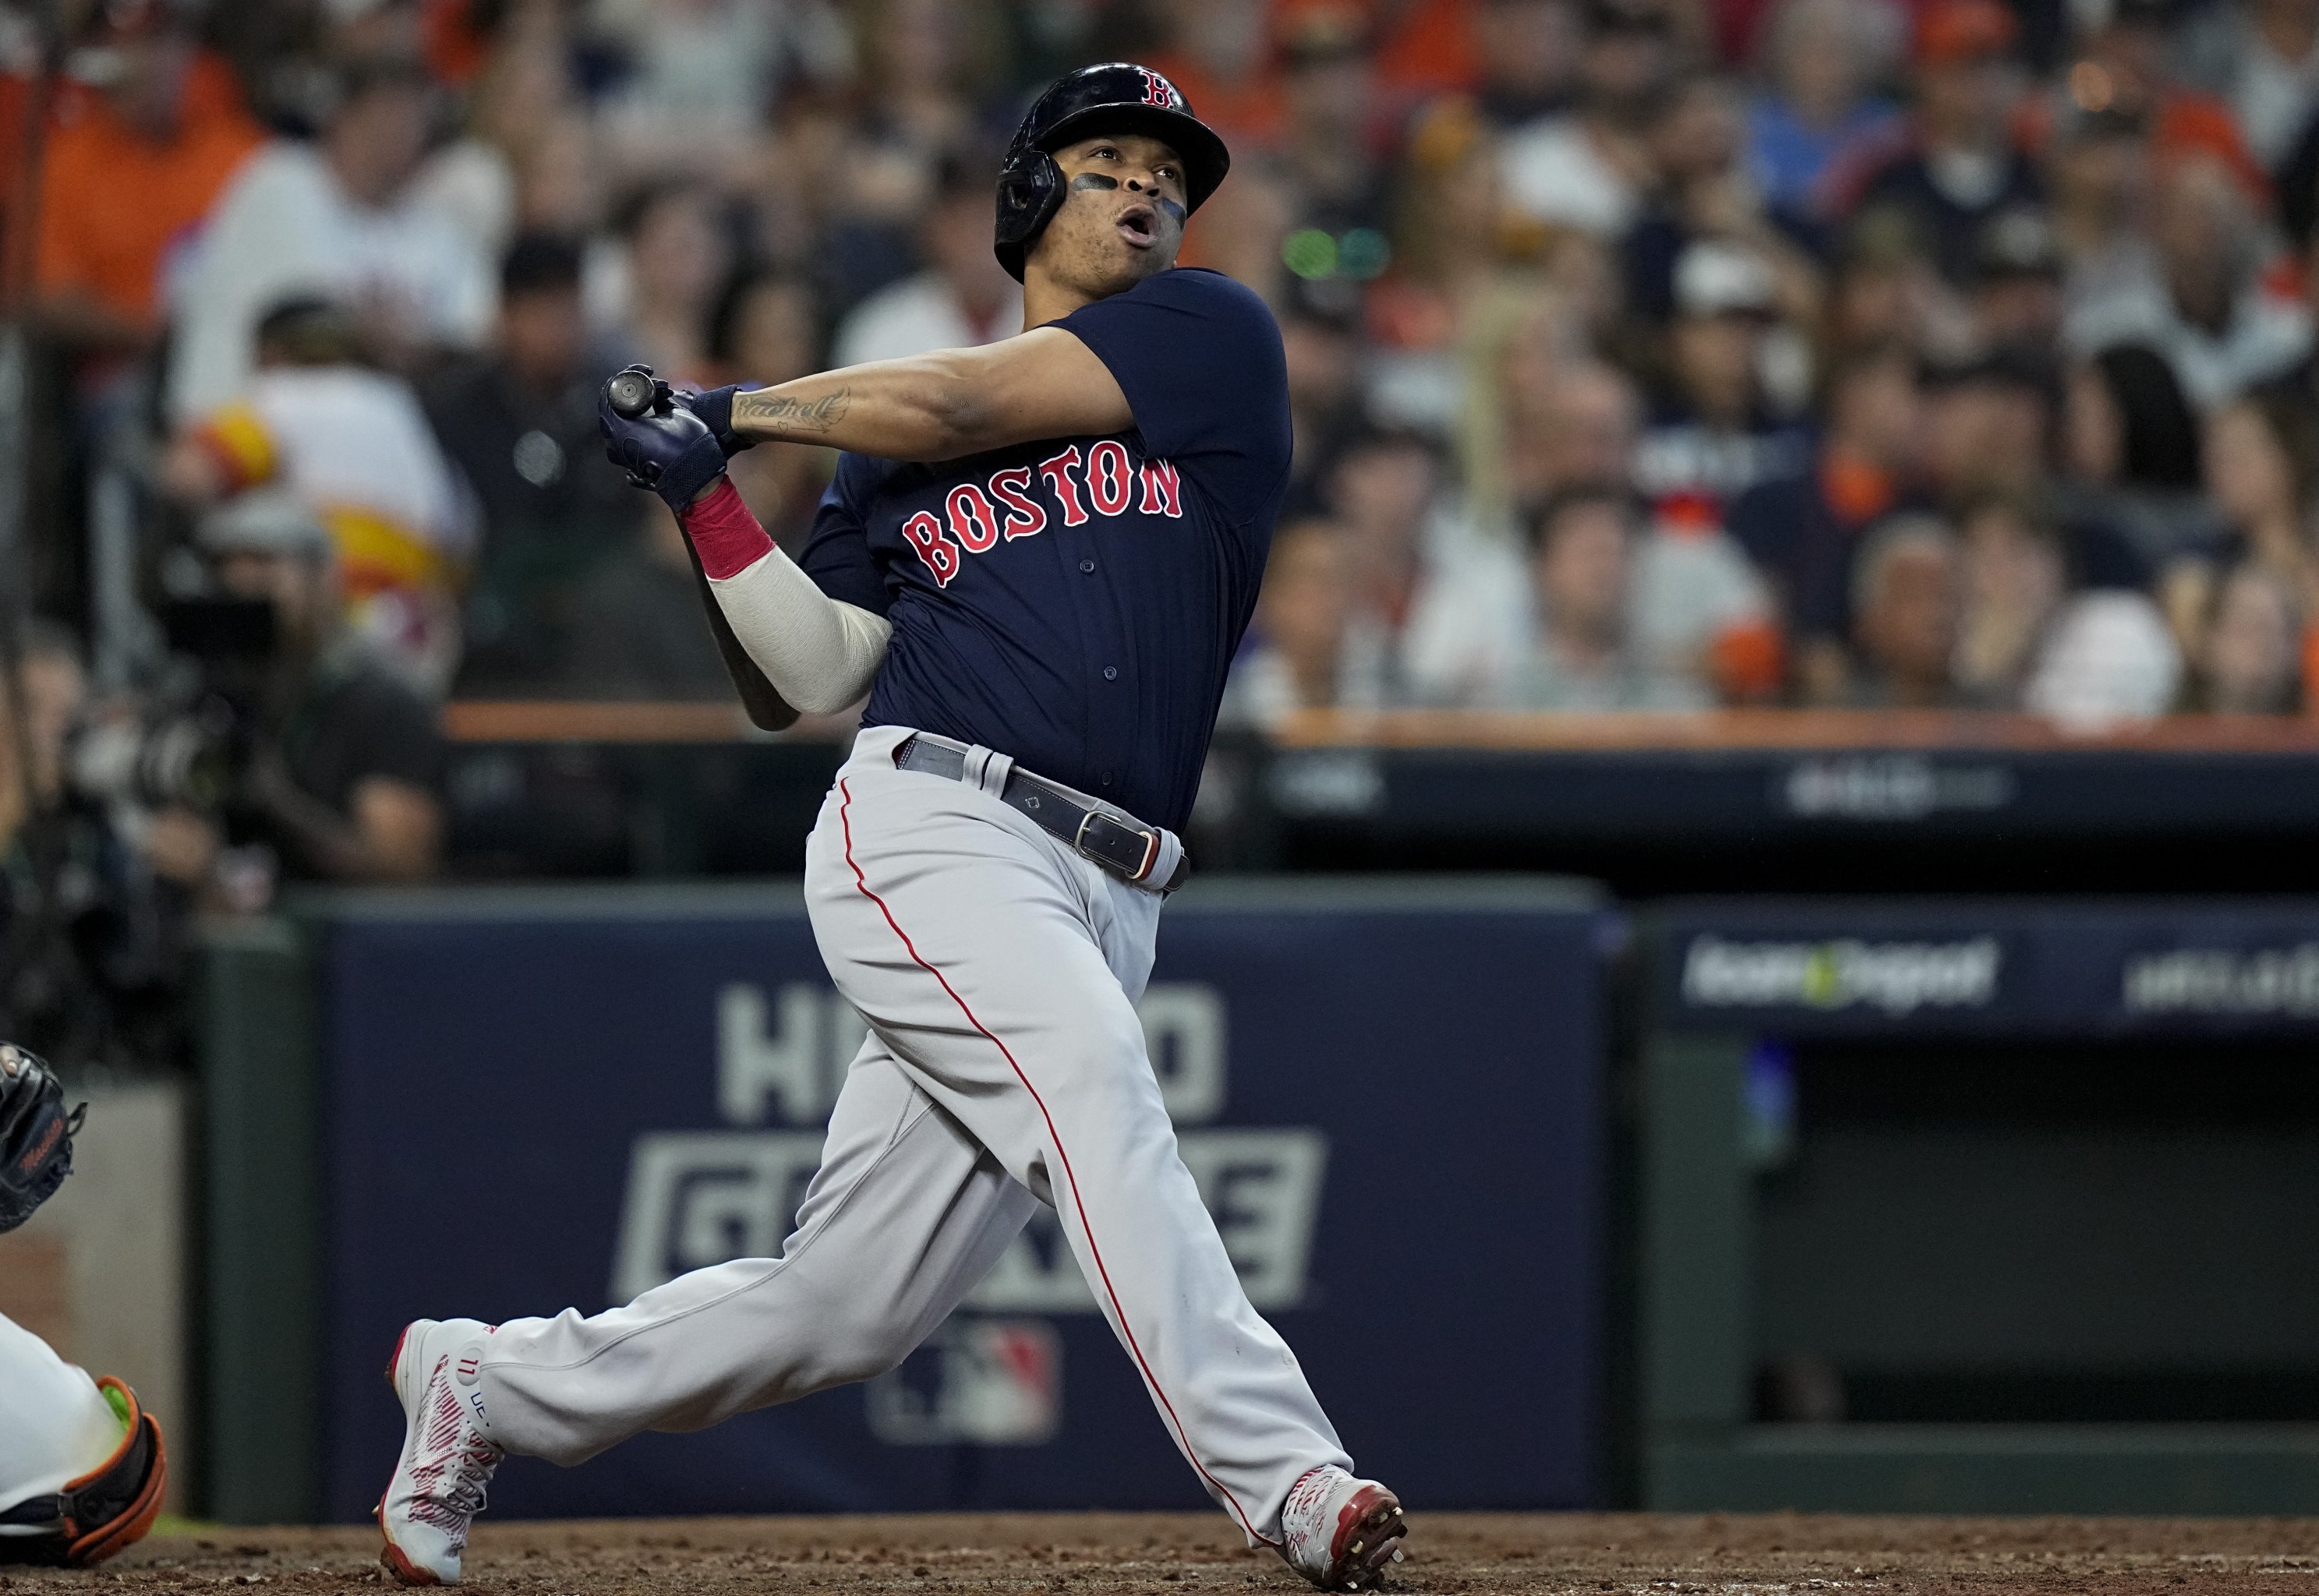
[1189,0,2319,728]
[14,0,2319,1054]
[9,0,2319,736]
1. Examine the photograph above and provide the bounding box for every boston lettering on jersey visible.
[799,269,1290,834]
[898,446,1185,587]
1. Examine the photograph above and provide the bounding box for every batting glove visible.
[674,383,760,457]
[600,369,728,510]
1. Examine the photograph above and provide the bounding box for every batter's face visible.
[1028,133,1190,303]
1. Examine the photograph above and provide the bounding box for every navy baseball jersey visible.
[798,267,1290,833]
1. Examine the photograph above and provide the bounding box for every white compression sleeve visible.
[706,549,892,715]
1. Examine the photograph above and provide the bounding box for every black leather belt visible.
[893,733,1190,892]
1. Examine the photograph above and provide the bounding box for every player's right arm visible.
[600,389,890,719]
[681,476,891,717]
[723,327,1133,463]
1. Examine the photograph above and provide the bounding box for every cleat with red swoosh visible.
[1278,1465,1409,1591]
[375,1319,502,1586]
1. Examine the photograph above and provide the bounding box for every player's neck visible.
[1020,274,1101,330]
[1020,256,1167,327]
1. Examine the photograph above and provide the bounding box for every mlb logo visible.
[868,1318,1063,1446]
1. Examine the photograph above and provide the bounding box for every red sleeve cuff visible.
[680,478,776,581]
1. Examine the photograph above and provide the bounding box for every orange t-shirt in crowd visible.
[33,51,263,327]
[1366,0,1481,97]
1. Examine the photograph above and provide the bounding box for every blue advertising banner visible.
[1657,899,2319,1036]
[319,880,1608,1521]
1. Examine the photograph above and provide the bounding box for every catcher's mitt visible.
[0,1041,83,1233]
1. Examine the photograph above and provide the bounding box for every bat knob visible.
[606,369,659,420]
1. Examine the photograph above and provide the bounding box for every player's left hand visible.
[600,368,728,509]
[673,383,759,458]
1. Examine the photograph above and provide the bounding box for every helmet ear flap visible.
[993,147,1066,283]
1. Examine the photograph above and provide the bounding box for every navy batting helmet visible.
[992,62,1232,282]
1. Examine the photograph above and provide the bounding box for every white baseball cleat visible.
[1278,1464,1409,1591]
[376,1318,504,1587]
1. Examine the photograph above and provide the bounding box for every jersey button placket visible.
[1103,666,1119,681]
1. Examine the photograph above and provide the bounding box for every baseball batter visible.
[377,65,1407,1591]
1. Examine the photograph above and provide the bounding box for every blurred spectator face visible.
[1284,42,1373,148]
[1330,435,1440,564]
[1855,522,1963,702]
[1533,498,1633,650]
[1917,51,2018,149]
[1765,0,1879,125]
[215,549,336,652]
[2204,399,2302,529]
[2153,155,2257,326]
[1158,0,1269,79]
[520,115,604,234]
[1581,2,1676,122]
[1913,0,2021,147]
[1976,270,2063,352]
[1537,362,1642,490]
[1282,309,1359,424]
[1987,378,2052,487]
[1184,157,1292,297]
[1925,372,2047,497]
[726,278,818,387]
[2087,8,2173,109]
[1669,242,1777,425]
[2050,120,2149,235]
[1391,100,1506,289]
[1959,496,2064,641]
[500,280,585,391]
[1831,350,1921,468]
[1670,312,1763,426]
[326,75,436,207]
[9,644,86,807]
[1544,230,1623,337]
[1829,258,1911,350]
[2063,362,2125,482]
[924,180,1018,316]
[98,17,200,136]
[872,0,964,96]
[1257,520,1353,696]
[1476,0,1582,111]
[631,186,730,322]
[1653,77,1744,186]
[2202,563,2300,712]
[1973,212,2066,350]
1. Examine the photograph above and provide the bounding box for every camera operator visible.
[0,620,195,1068]
[193,491,447,885]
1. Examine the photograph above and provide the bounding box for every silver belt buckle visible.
[1073,808,1161,883]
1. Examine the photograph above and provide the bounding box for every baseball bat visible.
[606,369,658,420]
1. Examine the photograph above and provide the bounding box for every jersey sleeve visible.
[1059,268,1291,526]
[798,454,892,615]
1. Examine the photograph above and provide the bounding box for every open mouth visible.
[1115,203,1158,248]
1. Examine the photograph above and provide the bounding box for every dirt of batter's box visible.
[12,1513,2319,1594]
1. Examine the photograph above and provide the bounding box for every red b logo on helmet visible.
[1137,68,1175,108]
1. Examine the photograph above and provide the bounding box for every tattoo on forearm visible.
[734,387,852,436]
